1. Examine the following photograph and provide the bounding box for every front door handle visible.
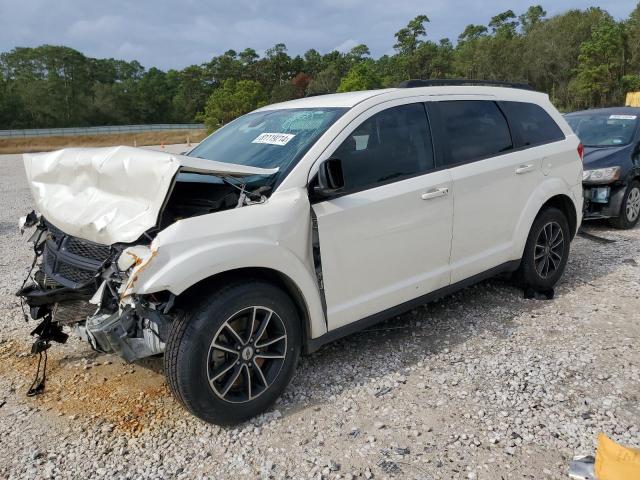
[421,187,449,200]
[515,164,535,174]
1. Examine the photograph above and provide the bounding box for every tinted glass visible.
[501,101,565,147]
[435,101,513,165]
[566,112,638,147]
[333,103,434,191]
[189,108,346,185]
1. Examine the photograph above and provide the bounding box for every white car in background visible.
[18,80,583,425]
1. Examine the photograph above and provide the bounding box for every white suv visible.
[19,80,583,425]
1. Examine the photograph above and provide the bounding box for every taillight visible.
[577,143,584,162]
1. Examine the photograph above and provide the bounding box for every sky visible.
[0,0,636,70]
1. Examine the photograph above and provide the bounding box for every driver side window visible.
[333,103,435,192]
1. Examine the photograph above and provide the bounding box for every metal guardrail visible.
[0,124,205,138]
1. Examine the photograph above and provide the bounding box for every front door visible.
[311,102,454,330]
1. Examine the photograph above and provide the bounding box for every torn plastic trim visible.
[117,245,154,272]
[82,265,174,362]
[118,245,158,302]
[77,301,170,363]
[18,210,40,234]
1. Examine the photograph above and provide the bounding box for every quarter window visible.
[333,103,434,191]
[501,101,565,147]
[434,101,513,166]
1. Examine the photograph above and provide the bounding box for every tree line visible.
[1,3,639,131]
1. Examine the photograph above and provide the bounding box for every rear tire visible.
[164,280,301,425]
[609,181,640,230]
[517,207,570,290]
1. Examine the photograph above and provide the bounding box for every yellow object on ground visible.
[595,433,640,479]
[626,92,640,107]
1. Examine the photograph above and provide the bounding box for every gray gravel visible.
[0,149,639,479]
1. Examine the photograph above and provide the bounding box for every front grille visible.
[66,237,111,261]
[56,261,97,284]
[47,223,64,242]
[53,300,97,325]
[34,269,62,289]
[43,248,55,271]
[42,221,112,289]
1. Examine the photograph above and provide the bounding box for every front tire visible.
[164,280,301,425]
[517,207,570,290]
[609,181,640,230]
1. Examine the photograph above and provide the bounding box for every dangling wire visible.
[19,229,45,322]
[26,346,48,397]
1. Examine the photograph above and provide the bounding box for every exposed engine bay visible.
[17,146,278,368]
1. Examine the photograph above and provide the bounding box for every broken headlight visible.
[117,245,152,272]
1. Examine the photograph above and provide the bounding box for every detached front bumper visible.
[76,302,168,363]
[17,218,174,363]
[582,183,626,220]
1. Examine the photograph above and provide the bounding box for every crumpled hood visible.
[23,146,277,245]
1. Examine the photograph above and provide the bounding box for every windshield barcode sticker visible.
[252,133,295,146]
[609,115,637,120]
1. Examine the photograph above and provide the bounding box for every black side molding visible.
[305,260,521,354]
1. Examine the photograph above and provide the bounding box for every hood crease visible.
[24,146,278,245]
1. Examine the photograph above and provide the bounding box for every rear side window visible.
[432,101,513,166]
[333,103,435,191]
[501,101,565,147]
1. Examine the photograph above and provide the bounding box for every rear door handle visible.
[421,187,449,200]
[515,164,535,174]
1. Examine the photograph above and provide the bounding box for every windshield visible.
[566,112,638,147]
[188,108,347,184]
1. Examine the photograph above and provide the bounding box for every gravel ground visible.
[0,148,639,479]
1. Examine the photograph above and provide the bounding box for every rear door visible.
[427,100,545,283]
[312,102,453,330]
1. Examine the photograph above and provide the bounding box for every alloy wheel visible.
[207,306,287,404]
[534,221,564,279]
[625,187,640,222]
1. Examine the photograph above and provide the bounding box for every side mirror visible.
[314,158,345,197]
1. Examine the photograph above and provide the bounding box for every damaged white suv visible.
[18,80,583,425]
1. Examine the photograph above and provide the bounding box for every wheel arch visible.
[513,179,581,260]
[173,267,315,353]
[539,194,578,239]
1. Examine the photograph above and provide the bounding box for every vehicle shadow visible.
[93,222,635,428]
[279,225,637,419]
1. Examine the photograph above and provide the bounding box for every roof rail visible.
[397,79,534,91]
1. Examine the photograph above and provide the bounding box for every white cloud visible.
[67,15,124,37]
[333,39,360,53]
[0,0,634,69]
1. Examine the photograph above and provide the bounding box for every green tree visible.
[347,44,371,63]
[307,64,342,94]
[264,43,292,87]
[570,18,627,107]
[337,62,382,92]
[522,7,610,108]
[3,4,640,129]
[519,5,547,34]
[394,15,430,55]
[302,49,323,76]
[202,78,266,130]
[627,3,640,73]
[171,65,210,122]
[489,10,519,37]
